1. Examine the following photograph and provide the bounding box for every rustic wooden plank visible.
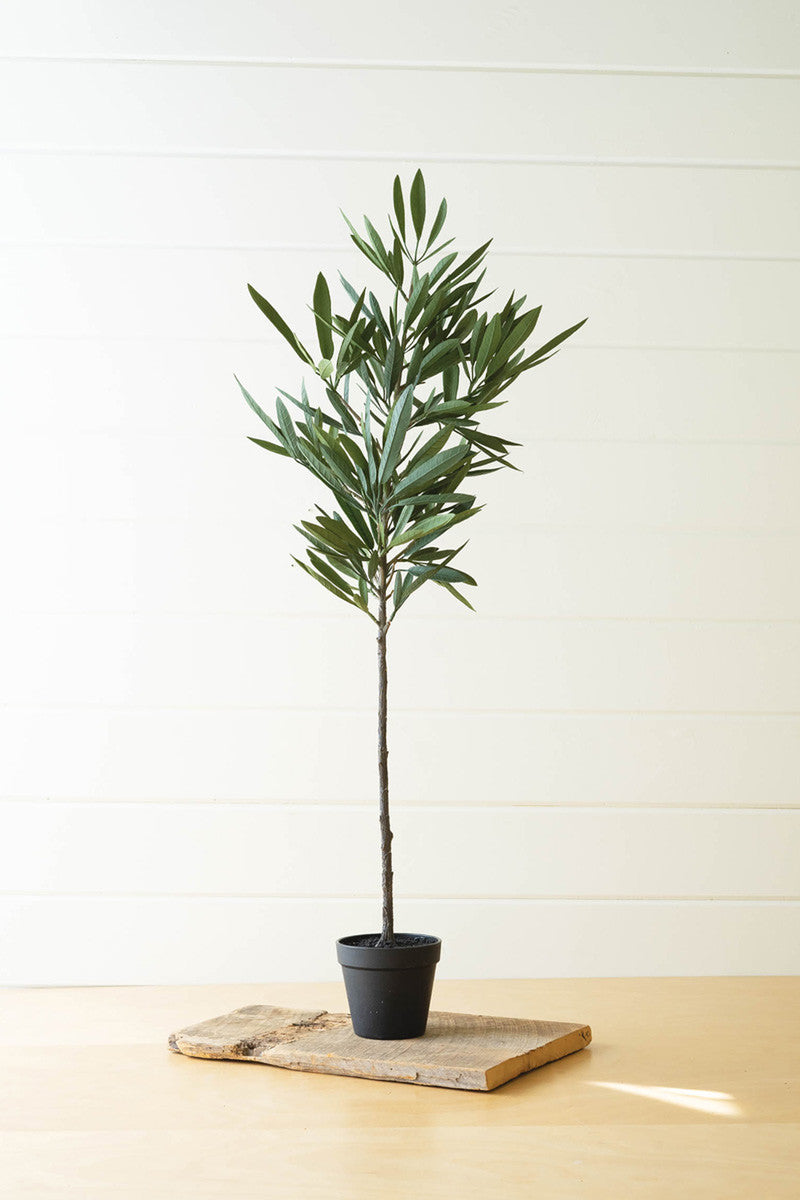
[168,1003,592,1091]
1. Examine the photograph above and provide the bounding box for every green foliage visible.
[239,169,587,624]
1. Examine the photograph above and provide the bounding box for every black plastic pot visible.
[336,933,442,1040]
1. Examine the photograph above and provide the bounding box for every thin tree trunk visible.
[376,556,394,946]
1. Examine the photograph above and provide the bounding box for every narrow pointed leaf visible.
[410,169,426,240]
[389,507,473,547]
[247,284,313,364]
[275,398,300,457]
[313,273,334,359]
[428,251,457,286]
[393,175,406,240]
[528,317,588,362]
[394,443,469,500]
[409,564,476,586]
[440,581,476,610]
[475,313,502,377]
[378,383,415,485]
[292,557,362,609]
[247,436,289,456]
[235,375,285,443]
[307,551,353,594]
[425,197,447,250]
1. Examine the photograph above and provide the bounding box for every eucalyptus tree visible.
[237,170,585,947]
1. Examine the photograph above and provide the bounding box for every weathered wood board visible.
[168,1004,592,1091]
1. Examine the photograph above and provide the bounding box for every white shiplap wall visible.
[1,1,799,984]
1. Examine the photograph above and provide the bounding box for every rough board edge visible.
[484,1025,593,1090]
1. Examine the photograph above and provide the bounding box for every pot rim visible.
[336,933,442,971]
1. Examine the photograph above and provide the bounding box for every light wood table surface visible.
[1,977,798,1198]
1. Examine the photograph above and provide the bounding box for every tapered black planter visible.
[336,933,442,1040]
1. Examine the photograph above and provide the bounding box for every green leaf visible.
[297,444,358,499]
[336,292,367,375]
[393,570,404,610]
[326,387,358,434]
[363,393,378,489]
[408,563,476,586]
[443,239,492,290]
[394,443,469,500]
[314,425,359,483]
[405,273,430,325]
[338,271,360,304]
[247,284,313,364]
[425,197,447,250]
[442,365,459,407]
[389,508,468,547]
[392,503,414,540]
[338,494,375,547]
[295,524,363,570]
[339,434,369,488]
[292,556,365,611]
[475,313,502,377]
[490,306,542,373]
[307,551,354,594]
[378,384,415,485]
[388,490,473,509]
[341,210,385,271]
[382,336,401,396]
[393,175,406,240]
[391,235,404,287]
[406,425,452,472]
[247,436,289,456]
[410,169,426,241]
[428,251,457,286]
[527,317,588,363]
[390,540,468,614]
[235,375,285,443]
[300,519,355,557]
[418,338,462,382]
[275,397,300,457]
[440,581,476,610]
[416,285,450,333]
[317,511,364,551]
[391,564,436,614]
[363,216,392,275]
[313,273,334,359]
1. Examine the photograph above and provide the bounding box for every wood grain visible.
[3,978,799,1198]
[168,1003,592,1090]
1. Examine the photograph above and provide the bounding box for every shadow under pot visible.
[336,933,442,1040]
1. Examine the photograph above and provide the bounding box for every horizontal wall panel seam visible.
[3,892,798,904]
[3,147,800,170]
[7,519,800,533]
[4,612,800,624]
[4,895,800,904]
[4,614,798,626]
[5,704,800,716]
[3,897,796,902]
[7,241,800,264]
[5,802,800,812]
[3,55,800,80]
[2,336,797,353]
[11,432,800,449]
[6,799,800,812]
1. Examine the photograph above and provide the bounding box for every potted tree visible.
[237,170,586,1039]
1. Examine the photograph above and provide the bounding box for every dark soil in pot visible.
[342,933,436,949]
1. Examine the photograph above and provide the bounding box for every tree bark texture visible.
[376,556,394,946]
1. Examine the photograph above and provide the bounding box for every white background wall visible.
[1,1,799,984]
